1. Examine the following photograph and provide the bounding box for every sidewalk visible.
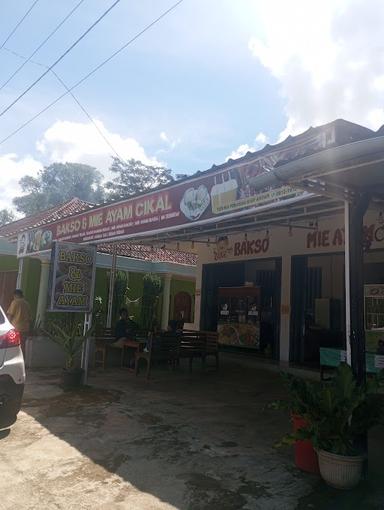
[0,355,383,509]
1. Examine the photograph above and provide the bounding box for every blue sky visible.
[1,0,384,210]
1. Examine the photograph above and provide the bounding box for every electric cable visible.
[0,0,185,147]
[0,0,40,50]
[0,0,86,91]
[2,45,125,160]
[0,0,121,118]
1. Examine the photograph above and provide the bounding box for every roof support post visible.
[344,193,371,385]
[16,257,24,289]
[106,245,117,328]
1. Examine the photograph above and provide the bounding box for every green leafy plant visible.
[141,273,162,331]
[112,271,129,321]
[280,364,384,456]
[93,296,105,335]
[44,316,94,370]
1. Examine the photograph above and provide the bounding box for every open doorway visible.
[290,254,345,365]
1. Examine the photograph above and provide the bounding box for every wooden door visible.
[173,291,192,323]
[0,271,18,311]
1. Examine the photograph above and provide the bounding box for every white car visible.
[0,305,25,429]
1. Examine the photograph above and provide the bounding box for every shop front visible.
[194,208,384,367]
[2,119,384,378]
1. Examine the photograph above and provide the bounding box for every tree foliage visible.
[13,162,105,215]
[0,208,16,226]
[105,157,173,200]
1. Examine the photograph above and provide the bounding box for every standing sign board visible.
[47,242,96,313]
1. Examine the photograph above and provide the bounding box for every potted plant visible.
[272,372,321,474]
[44,316,94,388]
[290,364,384,489]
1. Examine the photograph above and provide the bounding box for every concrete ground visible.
[0,355,383,510]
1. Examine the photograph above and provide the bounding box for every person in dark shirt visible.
[114,308,138,344]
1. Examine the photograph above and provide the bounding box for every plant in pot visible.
[293,364,384,489]
[44,315,94,388]
[271,372,321,474]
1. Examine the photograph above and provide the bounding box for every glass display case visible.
[217,286,261,348]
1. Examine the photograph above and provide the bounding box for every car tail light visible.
[0,329,21,348]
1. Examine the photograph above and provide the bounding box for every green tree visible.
[0,208,16,226]
[105,157,173,200]
[13,162,105,215]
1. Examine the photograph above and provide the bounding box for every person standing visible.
[7,289,32,356]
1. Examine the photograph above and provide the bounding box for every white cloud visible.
[226,131,269,161]
[0,153,41,212]
[36,119,162,177]
[248,0,384,138]
[226,143,254,161]
[159,130,180,151]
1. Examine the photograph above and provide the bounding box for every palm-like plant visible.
[287,364,384,455]
[44,317,93,370]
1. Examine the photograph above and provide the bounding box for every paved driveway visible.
[0,356,383,509]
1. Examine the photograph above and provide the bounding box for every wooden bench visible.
[94,328,114,369]
[135,332,179,379]
[94,328,146,369]
[179,330,219,372]
[202,330,219,370]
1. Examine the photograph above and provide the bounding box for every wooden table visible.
[121,339,146,370]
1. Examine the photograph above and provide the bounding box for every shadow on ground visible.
[1,355,384,509]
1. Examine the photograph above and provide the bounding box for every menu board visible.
[47,241,96,312]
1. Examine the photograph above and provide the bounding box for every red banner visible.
[17,126,334,254]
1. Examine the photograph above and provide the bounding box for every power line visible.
[0,0,40,50]
[0,0,121,119]
[0,0,86,92]
[51,70,124,161]
[1,45,125,160]
[0,0,185,147]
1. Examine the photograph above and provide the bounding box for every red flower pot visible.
[292,414,320,474]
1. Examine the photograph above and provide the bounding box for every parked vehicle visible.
[0,306,25,429]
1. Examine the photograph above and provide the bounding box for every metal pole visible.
[81,311,92,385]
[106,244,117,328]
[346,193,370,385]
[16,257,24,289]
[344,201,352,365]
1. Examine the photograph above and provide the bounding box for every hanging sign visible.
[47,242,96,312]
[16,126,339,247]
[17,228,53,258]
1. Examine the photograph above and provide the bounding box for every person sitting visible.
[114,307,138,346]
